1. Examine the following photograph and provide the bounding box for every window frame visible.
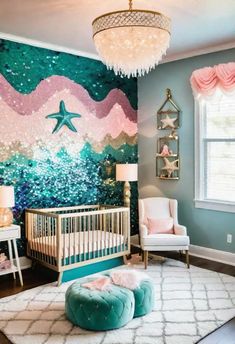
[194,93,235,213]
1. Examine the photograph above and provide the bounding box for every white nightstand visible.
[0,224,23,286]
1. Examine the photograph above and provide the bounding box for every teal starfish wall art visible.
[47,100,81,133]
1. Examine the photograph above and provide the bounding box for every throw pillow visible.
[147,217,174,234]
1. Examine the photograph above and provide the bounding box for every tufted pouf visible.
[133,279,155,317]
[65,278,135,331]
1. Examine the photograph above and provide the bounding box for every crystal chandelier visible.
[92,0,171,78]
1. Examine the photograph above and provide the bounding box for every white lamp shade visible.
[116,164,138,182]
[0,186,15,207]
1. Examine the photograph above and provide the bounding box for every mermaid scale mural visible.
[0,40,138,255]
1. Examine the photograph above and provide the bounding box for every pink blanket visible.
[82,270,148,291]
[82,276,112,291]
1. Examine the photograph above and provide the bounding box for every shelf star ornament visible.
[162,157,179,178]
[160,115,177,129]
[157,89,180,129]
[47,100,81,134]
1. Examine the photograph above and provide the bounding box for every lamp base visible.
[123,181,131,207]
[0,208,13,227]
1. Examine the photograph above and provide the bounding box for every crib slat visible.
[68,217,71,266]
[103,213,106,257]
[73,217,76,263]
[49,217,55,265]
[111,212,114,253]
[117,212,120,252]
[83,216,86,262]
[52,217,54,264]
[38,215,42,263]
[57,216,62,272]
[121,212,123,252]
[79,216,81,262]
[33,214,37,259]
[45,216,48,263]
[52,217,55,263]
[88,215,90,261]
[93,215,96,259]
[43,216,46,263]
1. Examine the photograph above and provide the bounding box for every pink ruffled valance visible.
[190,62,235,95]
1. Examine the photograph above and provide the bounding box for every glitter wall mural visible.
[0,39,138,256]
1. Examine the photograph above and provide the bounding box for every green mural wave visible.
[0,40,137,109]
[0,143,138,255]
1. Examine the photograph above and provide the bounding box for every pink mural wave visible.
[0,90,137,149]
[0,74,137,122]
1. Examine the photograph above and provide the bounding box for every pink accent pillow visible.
[147,217,174,234]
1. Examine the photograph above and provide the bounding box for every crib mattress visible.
[29,230,124,258]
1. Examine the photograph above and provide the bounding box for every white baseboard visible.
[14,256,32,270]
[190,244,235,266]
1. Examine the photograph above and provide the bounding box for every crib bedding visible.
[29,230,124,258]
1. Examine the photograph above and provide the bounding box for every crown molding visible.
[1,32,235,67]
[161,41,235,64]
[0,32,101,61]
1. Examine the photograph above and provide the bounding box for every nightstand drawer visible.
[0,226,20,241]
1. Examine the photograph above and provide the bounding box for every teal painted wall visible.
[138,48,235,254]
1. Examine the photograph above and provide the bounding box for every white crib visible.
[26,205,130,284]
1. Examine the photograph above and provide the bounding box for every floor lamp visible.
[116,163,138,207]
[116,164,139,263]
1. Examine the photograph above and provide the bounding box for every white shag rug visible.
[0,257,235,344]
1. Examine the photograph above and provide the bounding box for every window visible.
[195,89,235,213]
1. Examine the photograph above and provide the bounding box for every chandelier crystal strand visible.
[92,1,171,78]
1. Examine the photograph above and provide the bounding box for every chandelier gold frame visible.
[93,9,171,38]
[92,0,171,77]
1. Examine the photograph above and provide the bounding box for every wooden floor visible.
[197,317,235,344]
[159,251,235,277]
[0,263,57,299]
[0,253,234,344]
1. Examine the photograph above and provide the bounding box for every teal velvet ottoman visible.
[133,279,155,317]
[65,278,135,331]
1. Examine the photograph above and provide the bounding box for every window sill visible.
[194,199,235,213]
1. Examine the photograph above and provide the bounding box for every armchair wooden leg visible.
[186,250,190,269]
[144,250,148,269]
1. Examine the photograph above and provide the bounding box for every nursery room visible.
[0,0,235,343]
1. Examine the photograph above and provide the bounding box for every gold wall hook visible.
[166,88,172,99]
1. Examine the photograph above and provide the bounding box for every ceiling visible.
[0,0,235,62]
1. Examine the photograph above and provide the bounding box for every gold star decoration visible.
[160,115,177,129]
[161,157,179,177]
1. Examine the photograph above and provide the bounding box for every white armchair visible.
[138,197,190,269]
